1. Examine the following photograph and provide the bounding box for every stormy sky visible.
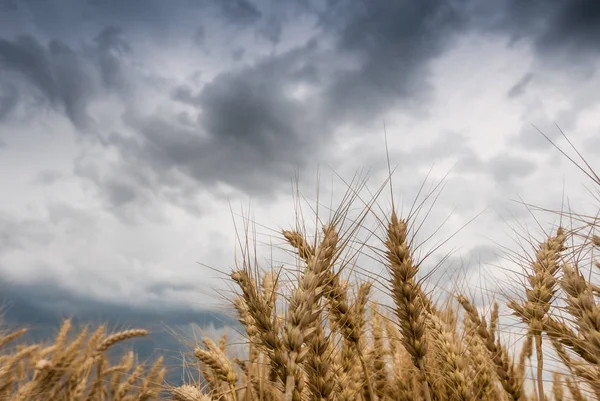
[1,0,600,323]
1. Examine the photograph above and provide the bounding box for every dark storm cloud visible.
[198,52,316,160]
[0,82,17,120]
[0,279,228,327]
[115,45,319,197]
[5,0,598,214]
[231,47,245,61]
[0,0,477,208]
[0,278,233,386]
[499,0,600,60]
[7,0,260,38]
[466,0,600,68]
[470,1,600,150]
[193,26,206,47]
[217,0,262,25]
[85,0,201,28]
[319,0,468,122]
[0,35,96,128]
[0,25,133,128]
[0,0,265,129]
[92,26,132,93]
[0,0,17,11]
[257,15,283,44]
[105,181,138,207]
[105,1,473,202]
[470,1,600,152]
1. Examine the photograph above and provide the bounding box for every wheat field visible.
[1,155,600,401]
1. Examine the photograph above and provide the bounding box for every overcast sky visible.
[1,0,600,321]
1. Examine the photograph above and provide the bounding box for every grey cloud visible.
[455,152,485,173]
[0,35,97,128]
[193,25,206,47]
[585,131,600,154]
[515,78,600,151]
[0,0,17,11]
[455,151,538,186]
[73,153,167,224]
[0,82,17,120]
[75,128,205,223]
[320,0,468,123]
[507,73,534,98]
[258,15,283,44]
[0,25,136,130]
[231,47,245,61]
[92,26,132,93]
[8,0,592,220]
[1,0,258,45]
[393,132,475,172]
[1,0,477,216]
[0,278,234,389]
[86,0,263,31]
[473,1,600,152]
[476,0,600,62]
[510,0,600,58]
[467,244,501,266]
[83,0,221,41]
[132,1,471,202]
[105,43,322,199]
[360,131,476,175]
[34,170,64,185]
[46,202,96,228]
[417,131,473,160]
[94,25,131,55]
[0,279,233,366]
[426,243,501,285]
[0,213,54,253]
[516,118,563,151]
[105,181,138,207]
[0,279,227,325]
[0,277,233,384]
[146,282,205,297]
[198,63,314,162]
[2,0,599,347]
[0,203,226,310]
[171,86,201,107]
[217,0,262,25]
[488,154,536,183]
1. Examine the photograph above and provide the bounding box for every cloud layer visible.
[1,0,600,322]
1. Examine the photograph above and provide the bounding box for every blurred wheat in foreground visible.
[3,169,600,400]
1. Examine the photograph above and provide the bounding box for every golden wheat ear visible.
[370,303,390,401]
[172,384,212,401]
[458,295,523,401]
[385,211,433,401]
[507,227,565,400]
[0,328,27,350]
